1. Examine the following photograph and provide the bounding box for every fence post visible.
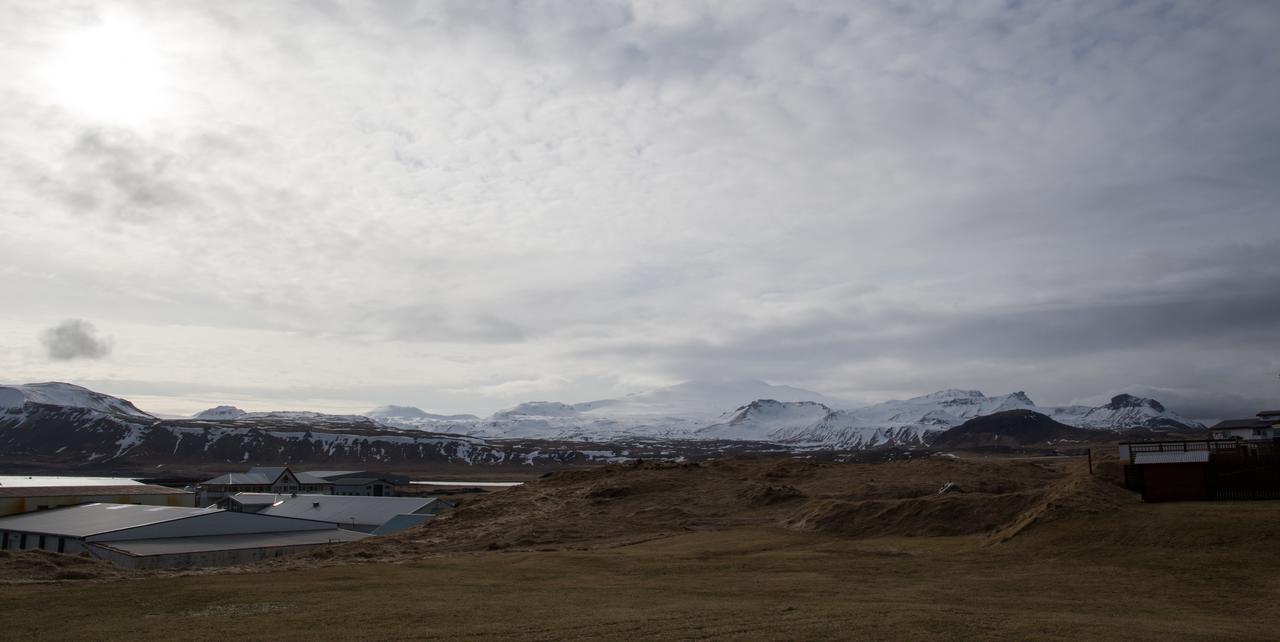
[1087,448,1093,475]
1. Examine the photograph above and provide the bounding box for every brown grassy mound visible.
[787,491,1046,538]
[304,455,1101,565]
[987,459,1142,544]
[0,550,127,583]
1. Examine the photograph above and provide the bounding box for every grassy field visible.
[2,498,1279,640]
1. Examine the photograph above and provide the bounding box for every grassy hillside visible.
[1,457,1278,639]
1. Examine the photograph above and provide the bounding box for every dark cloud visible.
[40,319,113,361]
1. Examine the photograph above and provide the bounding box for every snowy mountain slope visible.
[1,382,153,419]
[192,405,247,420]
[570,378,852,418]
[365,405,479,422]
[1042,394,1203,431]
[0,383,626,467]
[694,390,1202,447]
[1,381,1207,466]
[372,387,1203,447]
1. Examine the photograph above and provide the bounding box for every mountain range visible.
[368,384,1204,448]
[0,380,1204,469]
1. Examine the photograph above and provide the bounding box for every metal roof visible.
[1211,418,1271,430]
[203,467,329,486]
[370,513,434,536]
[307,471,410,484]
[1133,451,1211,465]
[0,484,189,498]
[202,472,274,485]
[304,471,362,479]
[251,494,442,527]
[331,477,381,486]
[0,503,215,537]
[0,476,144,488]
[95,528,370,557]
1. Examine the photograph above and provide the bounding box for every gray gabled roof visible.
[1211,418,1271,430]
[95,529,370,557]
[203,472,274,486]
[0,503,215,538]
[371,513,434,536]
[306,471,410,485]
[251,494,443,527]
[248,467,329,485]
[203,467,330,486]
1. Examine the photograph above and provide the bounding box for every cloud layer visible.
[1,1,1277,419]
[40,319,112,360]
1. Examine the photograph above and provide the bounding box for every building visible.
[1209,410,1280,441]
[308,471,410,497]
[197,467,333,505]
[0,476,195,517]
[220,493,448,533]
[1119,438,1280,502]
[197,467,410,505]
[0,502,368,569]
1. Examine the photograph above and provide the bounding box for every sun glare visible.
[44,14,173,127]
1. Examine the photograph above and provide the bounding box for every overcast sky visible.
[1,1,1277,419]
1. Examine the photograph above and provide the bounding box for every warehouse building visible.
[0,502,367,569]
[308,470,410,497]
[0,476,195,517]
[197,467,410,504]
[222,493,448,533]
[197,467,332,504]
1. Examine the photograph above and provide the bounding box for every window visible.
[1255,429,1268,436]
[38,535,46,549]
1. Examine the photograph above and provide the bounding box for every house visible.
[197,467,334,505]
[0,502,368,569]
[1119,437,1280,501]
[0,476,195,517]
[197,467,410,505]
[1209,411,1280,441]
[220,493,449,533]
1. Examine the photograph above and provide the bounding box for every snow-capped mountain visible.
[1042,394,1203,431]
[0,381,1207,469]
[571,378,851,418]
[192,405,247,420]
[365,405,479,422]
[693,389,1201,448]
[371,379,838,441]
[0,383,627,467]
[2,382,152,419]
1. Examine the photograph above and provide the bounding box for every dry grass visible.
[2,457,1278,639]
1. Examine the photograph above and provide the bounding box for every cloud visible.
[0,1,1278,416]
[40,319,113,361]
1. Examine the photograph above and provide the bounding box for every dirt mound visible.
[988,460,1137,543]
[787,491,1046,538]
[0,550,127,583]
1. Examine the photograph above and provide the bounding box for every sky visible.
[1,1,1278,420]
